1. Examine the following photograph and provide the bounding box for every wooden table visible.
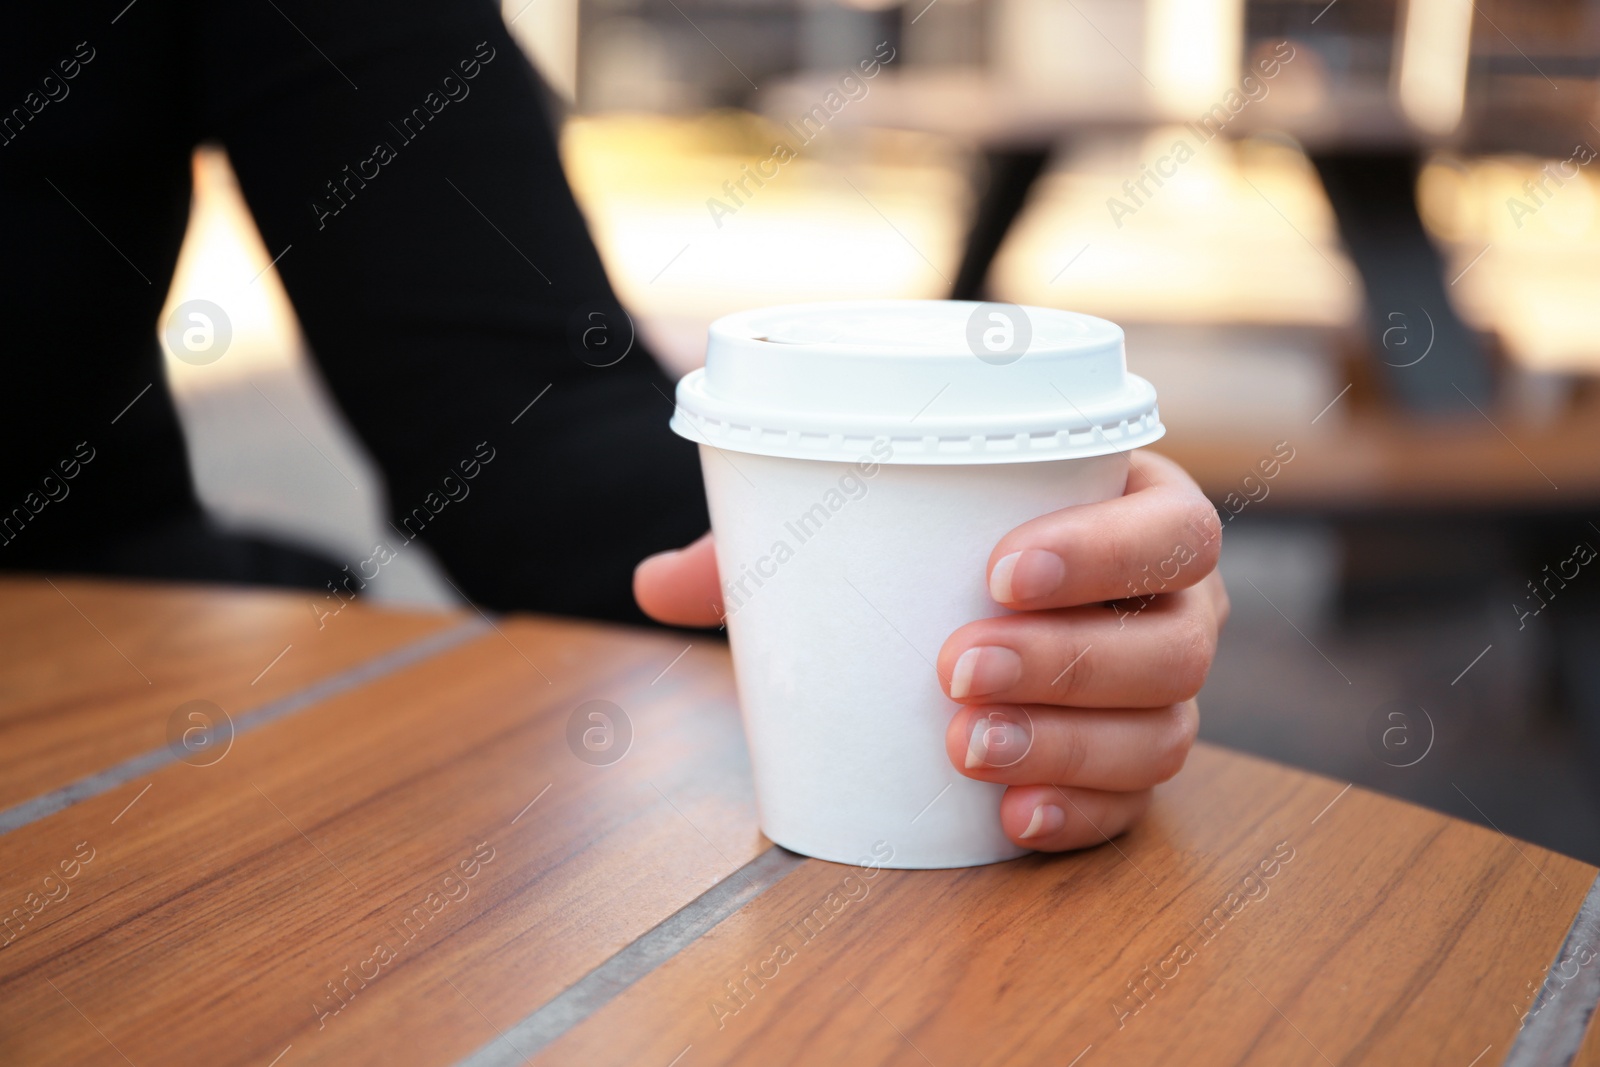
[1159,388,1600,511]
[2,577,1597,1067]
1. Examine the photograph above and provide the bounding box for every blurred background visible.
[161,0,1600,861]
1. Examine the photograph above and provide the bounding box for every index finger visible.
[986,451,1221,610]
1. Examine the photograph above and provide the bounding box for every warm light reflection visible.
[993,0,1145,95]
[1146,0,1244,114]
[990,130,1359,327]
[563,116,1363,333]
[500,0,577,102]
[160,118,1600,390]
[561,114,964,329]
[1397,0,1473,135]
[1419,153,1600,372]
[160,148,305,394]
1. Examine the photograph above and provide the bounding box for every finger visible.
[1001,784,1152,852]
[986,451,1222,610]
[947,700,1197,792]
[939,584,1218,708]
[633,531,724,627]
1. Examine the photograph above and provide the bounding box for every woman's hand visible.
[633,451,1229,853]
[935,452,1227,851]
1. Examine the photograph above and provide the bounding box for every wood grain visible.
[533,745,1597,1067]
[0,576,459,809]
[0,610,761,1067]
[3,581,1595,1067]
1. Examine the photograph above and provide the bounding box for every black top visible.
[0,0,707,623]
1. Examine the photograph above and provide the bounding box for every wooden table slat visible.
[3,579,1596,1067]
[0,612,761,1067]
[0,577,462,809]
[530,746,1596,1067]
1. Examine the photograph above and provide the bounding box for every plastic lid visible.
[670,300,1163,465]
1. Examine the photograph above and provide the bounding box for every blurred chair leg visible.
[1526,517,1600,758]
[1555,600,1600,763]
[1309,150,1495,414]
[951,144,1054,301]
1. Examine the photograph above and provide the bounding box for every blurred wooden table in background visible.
[1,578,1596,1066]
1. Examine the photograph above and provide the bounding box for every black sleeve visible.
[204,0,708,622]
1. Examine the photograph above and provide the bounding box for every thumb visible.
[633,531,724,627]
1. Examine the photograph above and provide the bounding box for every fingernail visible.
[965,713,1031,768]
[990,550,1065,604]
[1019,803,1066,840]
[948,646,1023,699]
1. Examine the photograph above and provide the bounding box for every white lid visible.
[670,300,1163,465]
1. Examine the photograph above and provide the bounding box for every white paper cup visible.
[671,301,1163,869]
